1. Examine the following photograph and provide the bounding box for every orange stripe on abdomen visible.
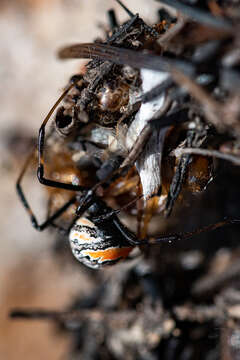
[83,247,133,263]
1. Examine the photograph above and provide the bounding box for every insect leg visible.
[165,153,191,217]
[165,112,210,216]
[155,0,232,31]
[114,0,134,18]
[165,128,196,217]
[107,14,139,45]
[140,77,174,104]
[107,9,119,30]
[158,12,186,47]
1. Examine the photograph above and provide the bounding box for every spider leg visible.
[115,217,240,247]
[37,83,87,192]
[16,151,77,231]
[76,189,98,216]
[37,196,76,231]
[143,218,240,246]
[90,195,143,224]
[75,193,240,248]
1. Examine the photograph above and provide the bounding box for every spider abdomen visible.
[69,217,133,269]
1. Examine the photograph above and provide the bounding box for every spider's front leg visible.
[139,218,240,247]
[37,83,88,192]
[107,205,240,248]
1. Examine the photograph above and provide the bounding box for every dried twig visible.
[172,148,240,166]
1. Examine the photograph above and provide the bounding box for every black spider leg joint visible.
[76,190,96,217]
[115,216,240,248]
[86,196,240,248]
[16,150,77,232]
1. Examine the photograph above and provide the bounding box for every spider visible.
[16,1,240,269]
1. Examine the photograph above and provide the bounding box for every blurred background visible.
[0,1,160,358]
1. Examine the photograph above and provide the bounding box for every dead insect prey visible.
[17,2,240,269]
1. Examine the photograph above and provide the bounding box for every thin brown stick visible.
[172,148,240,166]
